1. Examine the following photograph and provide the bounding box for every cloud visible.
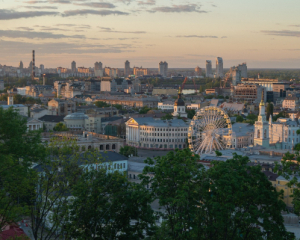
[221,36,227,38]
[0,40,135,55]
[24,6,58,9]
[0,30,85,39]
[261,30,300,37]
[176,35,218,38]
[289,25,300,28]
[138,0,155,5]
[62,9,129,17]
[0,9,58,20]
[150,4,207,13]
[74,2,116,8]
[16,27,35,31]
[24,0,48,3]
[98,27,146,34]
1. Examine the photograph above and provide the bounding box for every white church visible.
[254,92,300,150]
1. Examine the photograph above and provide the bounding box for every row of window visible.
[141,138,186,143]
[141,144,185,149]
[142,132,187,137]
[140,127,188,132]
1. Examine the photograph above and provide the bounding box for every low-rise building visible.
[158,101,174,111]
[64,112,102,133]
[126,117,189,150]
[39,115,65,131]
[27,117,43,131]
[48,99,76,116]
[30,108,49,119]
[1,96,28,116]
[282,95,298,111]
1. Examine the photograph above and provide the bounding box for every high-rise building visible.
[94,62,103,77]
[238,62,247,78]
[71,61,76,72]
[195,66,202,76]
[133,67,148,77]
[40,64,44,71]
[216,57,223,78]
[19,61,23,69]
[205,60,212,77]
[124,60,130,77]
[158,61,168,77]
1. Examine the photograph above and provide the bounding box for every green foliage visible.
[186,109,196,119]
[142,150,293,239]
[0,94,41,104]
[95,101,110,108]
[215,150,222,156]
[204,95,214,99]
[161,113,173,120]
[139,106,152,114]
[113,104,123,110]
[53,122,68,132]
[266,102,274,120]
[297,129,300,135]
[235,115,244,122]
[273,111,290,121]
[65,169,156,239]
[119,146,137,157]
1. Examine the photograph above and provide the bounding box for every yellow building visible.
[275,176,296,209]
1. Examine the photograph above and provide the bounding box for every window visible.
[278,181,280,184]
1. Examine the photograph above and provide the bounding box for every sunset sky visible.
[0,0,300,68]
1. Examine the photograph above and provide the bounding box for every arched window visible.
[257,130,260,138]
[100,145,103,150]
[264,129,267,138]
[106,144,110,150]
[133,174,136,179]
[112,144,116,150]
[88,145,92,150]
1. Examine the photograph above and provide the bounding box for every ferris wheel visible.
[188,106,232,154]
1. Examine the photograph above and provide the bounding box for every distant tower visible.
[216,57,223,78]
[19,61,23,69]
[71,61,76,72]
[158,61,168,77]
[32,50,35,80]
[124,60,130,77]
[206,60,212,77]
[254,91,269,148]
[40,64,45,73]
[172,87,187,118]
[195,66,202,76]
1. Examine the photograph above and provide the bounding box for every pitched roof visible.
[38,115,65,122]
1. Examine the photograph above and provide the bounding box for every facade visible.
[30,108,49,119]
[124,60,130,77]
[48,99,76,116]
[233,84,266,104]
[101,78,113,92]
[172,88,187,118]
[216,57,223,78]
[158,102,174,111]
[64,112,102,133]
[232,67,241,86]
[95,96,159,108]
[241,78,283,91]
[152,88,177,96]
[282,96,298,111]
[25,85,53,97]
[1,97,28,116]
[133,67,148,77]
[205,60,212,77]
[39,115,65,131]
[0,80,4,90]
[71,61,76,72]
[77,67,90,74]
[26,118,43,131]
[195,66,202,76]
[273,83,289,99]
[126,117,189,150]
[158,61,168,77]
[104,67,118,78]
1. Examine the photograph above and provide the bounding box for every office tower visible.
[232,67,241,86]
[71,61,76,72]
[19,61,23,69]
[32,50,35,80]
[124,60,130,77]
[206,60,212,77]
[158,61,168,77]
[237,62,247,78]
[216,57,223,78]
[195,66,202,76]
[40,64,44,72]
[94,62,102,71]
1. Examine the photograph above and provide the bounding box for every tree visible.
[139,106,152,114]
[273,111,289,122]
[0,107,45,230]
[119,146,137,157]
[215,150,222,156]
[53,122,68,132]
[236,115,244,122]
[199,85,204,93]
[266,102,274,120]
[95,101,110,108]
[65,169,156,239]
[161,113,173,120]
[186,109,196,119]
[140,149,205,240]
[142,150,293,239]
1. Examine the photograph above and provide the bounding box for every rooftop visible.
[39,115,65,122]
[131,117,188,127]
[64,112,89,120]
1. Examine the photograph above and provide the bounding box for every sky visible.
[0,0,300,69]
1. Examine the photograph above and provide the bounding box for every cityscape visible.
[1,0,300,239]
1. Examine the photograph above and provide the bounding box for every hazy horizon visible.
[0,0,300,69]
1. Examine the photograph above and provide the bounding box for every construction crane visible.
[181,77,198,94]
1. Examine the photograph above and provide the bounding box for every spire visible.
[178,86,182,94]
[260,90,265,106]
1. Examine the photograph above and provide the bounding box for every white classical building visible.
[254,93,300,150]
[27,118,43,131]
[158,101,174,111]
[126,117,189,150]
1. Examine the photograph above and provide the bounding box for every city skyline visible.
[0,0,300,68]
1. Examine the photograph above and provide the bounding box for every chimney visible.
[8,96,13,105]
[32,50,35,80]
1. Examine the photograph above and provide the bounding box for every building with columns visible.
[26,118,43,131]
[126,117,189,150]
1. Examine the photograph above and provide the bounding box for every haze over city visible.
[0,0,300,68]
